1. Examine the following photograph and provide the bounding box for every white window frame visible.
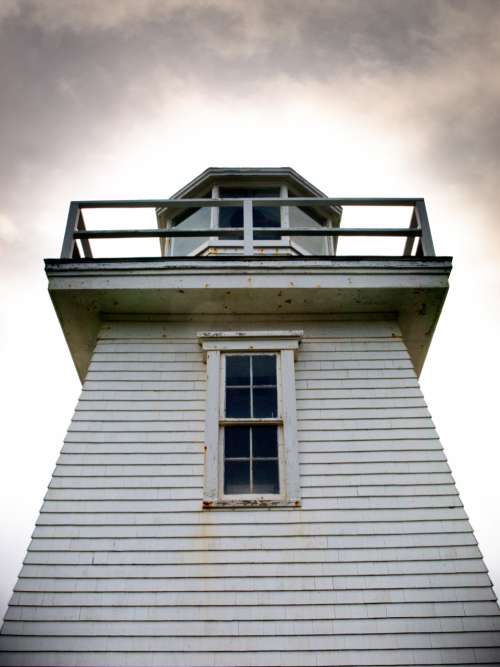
[198,330,303,508]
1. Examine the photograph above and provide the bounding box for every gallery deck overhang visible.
[45,255,451,382]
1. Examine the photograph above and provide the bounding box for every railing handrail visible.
[69,196,425,208]
[74,227,422,239]
[61,197,434,260]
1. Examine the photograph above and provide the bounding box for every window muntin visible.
[222,353,281,497]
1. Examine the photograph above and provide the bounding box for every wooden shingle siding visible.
[1,318,499,666]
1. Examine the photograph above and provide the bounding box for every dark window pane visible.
[253,207,281,228]
[253,460,279,494]
[254,207,281,241]
[252,355,276,386]
[226,388,251,418]
[252,426,278,458]
[225,426,250,458]
[226,356,250,386]
[225,461,250,494]
[219,207,243,229]
[253,387,277,418]
[219,187,280,198]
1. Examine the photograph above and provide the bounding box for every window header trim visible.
[198,330,303,357]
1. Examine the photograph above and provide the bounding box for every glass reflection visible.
[224,461,250,494]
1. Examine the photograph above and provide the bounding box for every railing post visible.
[243,199,253,255]
[60,202,80,258]
[327,215,338,256]
[415,199,435,256]
[403,208,418,256]
[210,186,219,249]
[76,211,93,259]
[280,186,290,250]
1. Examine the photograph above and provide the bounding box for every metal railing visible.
[61,197,435,259]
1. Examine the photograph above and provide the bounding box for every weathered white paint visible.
[203,349,220,503]
[1,316,499,666]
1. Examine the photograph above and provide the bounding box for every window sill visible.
[202,498,301,510]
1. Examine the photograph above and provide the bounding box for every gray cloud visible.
[1,0,500,256]
[2,2,499,174]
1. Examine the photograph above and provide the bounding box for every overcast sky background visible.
[1,0,500,618]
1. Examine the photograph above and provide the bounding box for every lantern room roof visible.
[168,167,330,200]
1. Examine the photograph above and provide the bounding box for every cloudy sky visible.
[1,0,500,617]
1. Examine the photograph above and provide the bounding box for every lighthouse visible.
[1,167,499,666]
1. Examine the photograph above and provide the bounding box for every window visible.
[161,180,340,257]
[224,354,280,495]
[199,331,303,507]
[218,187,281,240]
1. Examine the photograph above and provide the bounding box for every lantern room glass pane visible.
[219,187,280,198]
[289,206,329,255]
[253,206,281,240]
[219,207,243,229]
[169,207,211,256]
[219,187,282,241]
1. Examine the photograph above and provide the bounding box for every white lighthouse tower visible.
[1,167,499,666]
